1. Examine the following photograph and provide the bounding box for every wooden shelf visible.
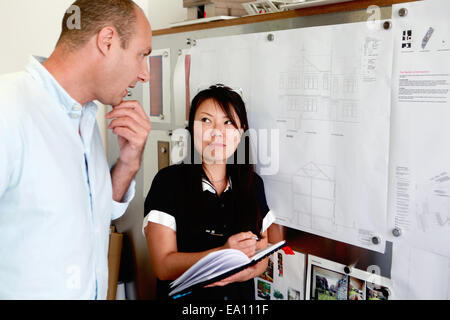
[153,0,420,36]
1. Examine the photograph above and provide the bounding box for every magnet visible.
[392,228,402,237]
[398,8,408,17]
[371,236,381,245]
[344,266,352,274]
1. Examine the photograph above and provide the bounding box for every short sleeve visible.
[142,167,177,235]
[255,174,276,233]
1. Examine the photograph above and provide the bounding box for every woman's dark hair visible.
[185,84,263,237]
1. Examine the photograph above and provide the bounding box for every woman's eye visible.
[202,118,211,123]
[225,120,233,125]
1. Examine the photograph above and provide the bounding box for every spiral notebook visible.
[169,240,287,298]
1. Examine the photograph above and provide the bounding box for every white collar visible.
[202,177,232,194]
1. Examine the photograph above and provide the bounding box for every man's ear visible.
[97,26,115,56]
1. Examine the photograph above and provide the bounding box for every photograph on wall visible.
[306,255,393,300]
[259,256,274,283]
[257,279,271,300]
[311,265,348,300]
[255,247,305,300]
[366,282,389,300]
[348,277,366,300]
[288,287,301,300]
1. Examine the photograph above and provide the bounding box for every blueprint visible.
[189,22,394,253]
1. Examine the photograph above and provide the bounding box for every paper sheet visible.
[189,21,394,253]
[391,241,450,300]
[388,0,450,258]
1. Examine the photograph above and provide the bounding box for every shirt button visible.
[73,105,82,111]
[220,203,225,208]
[70,113,80,119]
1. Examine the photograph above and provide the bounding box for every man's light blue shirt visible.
[0,56,135,299]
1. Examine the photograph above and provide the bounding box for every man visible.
[0,0,152,299]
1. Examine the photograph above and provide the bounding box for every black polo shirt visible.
[143,164,273,300]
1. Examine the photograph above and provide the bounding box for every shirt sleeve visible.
[111,179,136,221]
[255,174,276,234]
[142,167,177,236]
[0,116,22,198]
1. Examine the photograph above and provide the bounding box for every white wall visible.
[0,0,186,73]
[0,0,74,75]
[147,0,187,30]
[0,0,186,150]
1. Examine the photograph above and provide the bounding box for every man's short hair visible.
[57,0,138,50]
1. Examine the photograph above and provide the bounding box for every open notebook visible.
[169,240,287,298]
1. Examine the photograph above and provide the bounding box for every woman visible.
[143,85,275,300]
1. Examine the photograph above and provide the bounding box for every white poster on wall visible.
[189,21,394,253]
[388,0,450,258]
[388,0,450,300]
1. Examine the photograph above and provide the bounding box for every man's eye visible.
[202,118,211,123]
[225,120,233,125]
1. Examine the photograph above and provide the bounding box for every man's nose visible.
[139,60,150,83]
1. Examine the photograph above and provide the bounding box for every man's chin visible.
[99,97,123,107]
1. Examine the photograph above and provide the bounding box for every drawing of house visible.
[292,162,336,233]
[278,53,361,126]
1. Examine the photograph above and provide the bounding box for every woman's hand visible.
[205,265,258,288]
[205,230,269,288]
[222,232,258,258]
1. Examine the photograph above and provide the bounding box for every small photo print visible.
[348,277,365,300]
[273,288,285,300]
[257,280,271,300]
[277,253,284,277]
[311,265,348,300]
[366,282,390,300]
[288,287,301,300]
[260,256,274,283]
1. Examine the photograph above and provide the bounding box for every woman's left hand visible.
[205,266,257,288]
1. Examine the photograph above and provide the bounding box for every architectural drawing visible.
[189,21,393,253]
[293,162,337,234]
[276,52,361,130]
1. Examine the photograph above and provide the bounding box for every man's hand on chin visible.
[107,100,151,202]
